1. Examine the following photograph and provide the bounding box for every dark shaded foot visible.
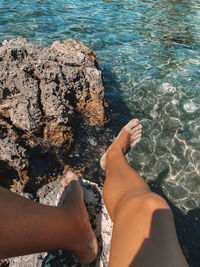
[56,171,98,264]
[100,118,142,170]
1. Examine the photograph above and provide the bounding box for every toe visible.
[61,178,69,187]
[131,124,142,134]
[131,138,141,147]
[55,192,62,205]
[60,186,65,194]
[132,132,141,141]
[129,118,139,127]
[132,130,142,139]
[64,171,78,183]
[124,119,139,131]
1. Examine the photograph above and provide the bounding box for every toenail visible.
[66,171,75,178]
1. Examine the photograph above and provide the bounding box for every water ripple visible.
[0,0,200,213]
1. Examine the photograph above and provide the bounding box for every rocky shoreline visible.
[0,38,113,266]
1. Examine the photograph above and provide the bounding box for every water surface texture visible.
[0,0,200,214]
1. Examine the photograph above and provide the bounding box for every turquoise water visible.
[0,0,200,213]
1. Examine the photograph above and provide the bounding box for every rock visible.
[0,38,112,266]
[0,38,106,189]
[157,82,176,94]
[164,102,180,118]
[51,39,98,67]
[163,116,183,137]
[182,100,198,113]
[5,179,113,267]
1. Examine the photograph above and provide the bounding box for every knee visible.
[118,192,172,217]
[140,193,170,211]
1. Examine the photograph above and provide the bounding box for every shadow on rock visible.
[0,160,19,189]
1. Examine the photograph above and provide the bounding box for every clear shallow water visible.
[0,0,200,213]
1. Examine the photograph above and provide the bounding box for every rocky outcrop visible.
[0,38,107,190]
[0,38,113,266]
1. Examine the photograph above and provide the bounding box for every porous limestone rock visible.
[0,38,106,188]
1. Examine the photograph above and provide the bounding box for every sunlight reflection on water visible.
[0,0,200,213]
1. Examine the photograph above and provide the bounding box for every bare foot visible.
[100,119,142,170]
[56,171,98,264]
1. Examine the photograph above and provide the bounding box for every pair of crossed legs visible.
[0,119,188,266]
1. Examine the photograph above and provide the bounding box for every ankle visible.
[106,146,124,170]
[108,145,123,157]
[59,206,98,264]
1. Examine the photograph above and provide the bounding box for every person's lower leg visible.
[101,119,188,266]
[0,173,98,263]
[102,119,150,221]
[103,148,150,221]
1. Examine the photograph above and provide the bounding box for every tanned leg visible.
[0,172,98,264]
[101,119,188,267]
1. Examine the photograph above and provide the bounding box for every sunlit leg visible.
[101,119,188,267]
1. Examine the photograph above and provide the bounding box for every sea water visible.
[0,0,200,214]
